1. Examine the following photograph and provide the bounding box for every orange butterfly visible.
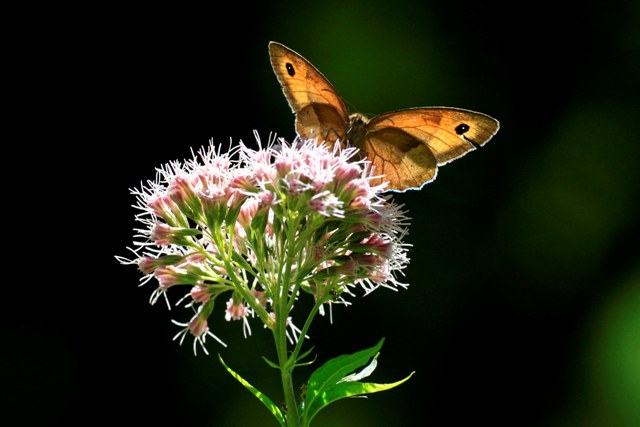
[269,41,500,192]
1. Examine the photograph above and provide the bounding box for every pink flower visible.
[243,147,275,182]
[147,195,180,221]
[361,234,392,258]
[138,256,160,274]
[154,265,182,290]
[342,178,370,202]
[180,252,206,265]
[349,195,371,212]
[283,175,310,195]
[230,173,257,192]
[225,298,249,321]
[191,285,211,303]
[150,223,180,246]
[121,137,411,353]
[168,175,198,208]
[256,189,275,208]
[334,161,362,184]
[367,263,391,285]
[308,191,344,217]
[188,315,209,337]
[237,198,259,229]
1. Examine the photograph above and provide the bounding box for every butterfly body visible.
[269,41,499,192]
[346,113,369,147]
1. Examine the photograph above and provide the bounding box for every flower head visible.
[119,135,411,352]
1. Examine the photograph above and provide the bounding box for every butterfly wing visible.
[361,126,439,191]
[269,42,350,146]
[363,107,500,191]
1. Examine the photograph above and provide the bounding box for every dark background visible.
[6,1,639,425]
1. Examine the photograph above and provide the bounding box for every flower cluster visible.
[119,136,410,353]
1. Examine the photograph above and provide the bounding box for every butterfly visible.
[268,41,500,192]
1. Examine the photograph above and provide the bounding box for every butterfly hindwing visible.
[362,126,438,191]
[366,108,500,165]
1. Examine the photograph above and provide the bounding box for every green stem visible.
[290,297,327,363]
[275,208,311,426]
[275,296,329,427]
[274,312,300,426]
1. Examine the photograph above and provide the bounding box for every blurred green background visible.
[6,0,639,425]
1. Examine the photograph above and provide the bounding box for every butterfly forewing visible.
[269,42,350,143]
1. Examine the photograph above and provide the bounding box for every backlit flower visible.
[118,135,411,352]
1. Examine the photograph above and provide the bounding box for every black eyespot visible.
[286,63,295,77]
[455,124,470,135]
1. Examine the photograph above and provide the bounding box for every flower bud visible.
[191,284,211,303]
[188,315,209,337]
[150,223,180,246]
[138,256,160,274]
[334,162,362,185]
[225,298,249,321]
[154,265,183,290]
[168,176,202,219]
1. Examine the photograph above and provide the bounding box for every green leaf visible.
[294,356,317,368]
[298,346,315,362]
[219,354,286,427]
[294,346,317,367]
[303,338,413,424]
[306,338,384,398]
[261,356,280,370]
[312,372,414,415]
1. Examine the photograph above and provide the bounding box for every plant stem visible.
[276,296,329,427]
[290,298,326,363]
[275,318,300,426]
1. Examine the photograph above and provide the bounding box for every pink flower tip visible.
[188,316,209,337]
[138,256,159,274]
